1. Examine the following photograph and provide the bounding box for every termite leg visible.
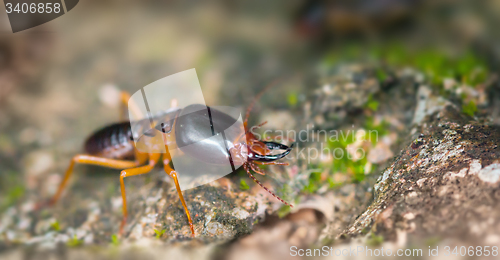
[118,153,160,235]
[120,91,145,121]
[249,162,267,175]
[48,155,143,207]
[243,163,293,207]
[163,157,195,237]
[251,121,267,130]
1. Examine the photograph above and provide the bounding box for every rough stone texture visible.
[309,64,381,129]
[0,173,287,244]
[340,105,500,246]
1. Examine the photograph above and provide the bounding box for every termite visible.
[45,85,294,237]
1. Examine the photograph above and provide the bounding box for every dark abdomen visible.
[84,122,135,159]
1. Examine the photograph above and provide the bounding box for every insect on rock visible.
[43,69,295,237]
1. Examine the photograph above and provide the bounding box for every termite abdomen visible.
[84,122,135,159]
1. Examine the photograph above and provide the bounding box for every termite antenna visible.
[243,163,294,207]
[244,79,283,130]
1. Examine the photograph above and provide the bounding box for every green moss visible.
[239,179,250,191]
[456,52,488,86]
[277,205,291,218]
[327,177,344,189]
[323,43,489,89]
[50,220,60,232]
[287,92,298,107]
[375,68,388,83]
[352,166,367,183]
[327,130,368,183]
[366,233,384,247]
[111,234,120,245]
[303,171,322,193]
[319,116,389,187]
[0,184,25,211]
[425,236,441,247]
[365,94,380,112]
[321,237,335,246]
[462,100,477,117]
[8,186,24,202]
[154,229,166,239]
[67,235,83,247]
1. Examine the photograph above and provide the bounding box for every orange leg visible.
[163,156,195,237]
[49,155,143,207]
[120,91,144,121]
[119,153,160,235]
[120,91,131,121]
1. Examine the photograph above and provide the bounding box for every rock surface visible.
[341,104,500,247]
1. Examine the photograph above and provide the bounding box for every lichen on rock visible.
[340,103,500,245]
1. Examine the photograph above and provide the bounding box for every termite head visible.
[248,142,294,162]
[229,140,294,165]
[247,141,294,162]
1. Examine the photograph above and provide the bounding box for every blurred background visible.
[1,0,500,259]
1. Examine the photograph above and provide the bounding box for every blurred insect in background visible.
[44,84,294,237]
[294,0,420,44]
